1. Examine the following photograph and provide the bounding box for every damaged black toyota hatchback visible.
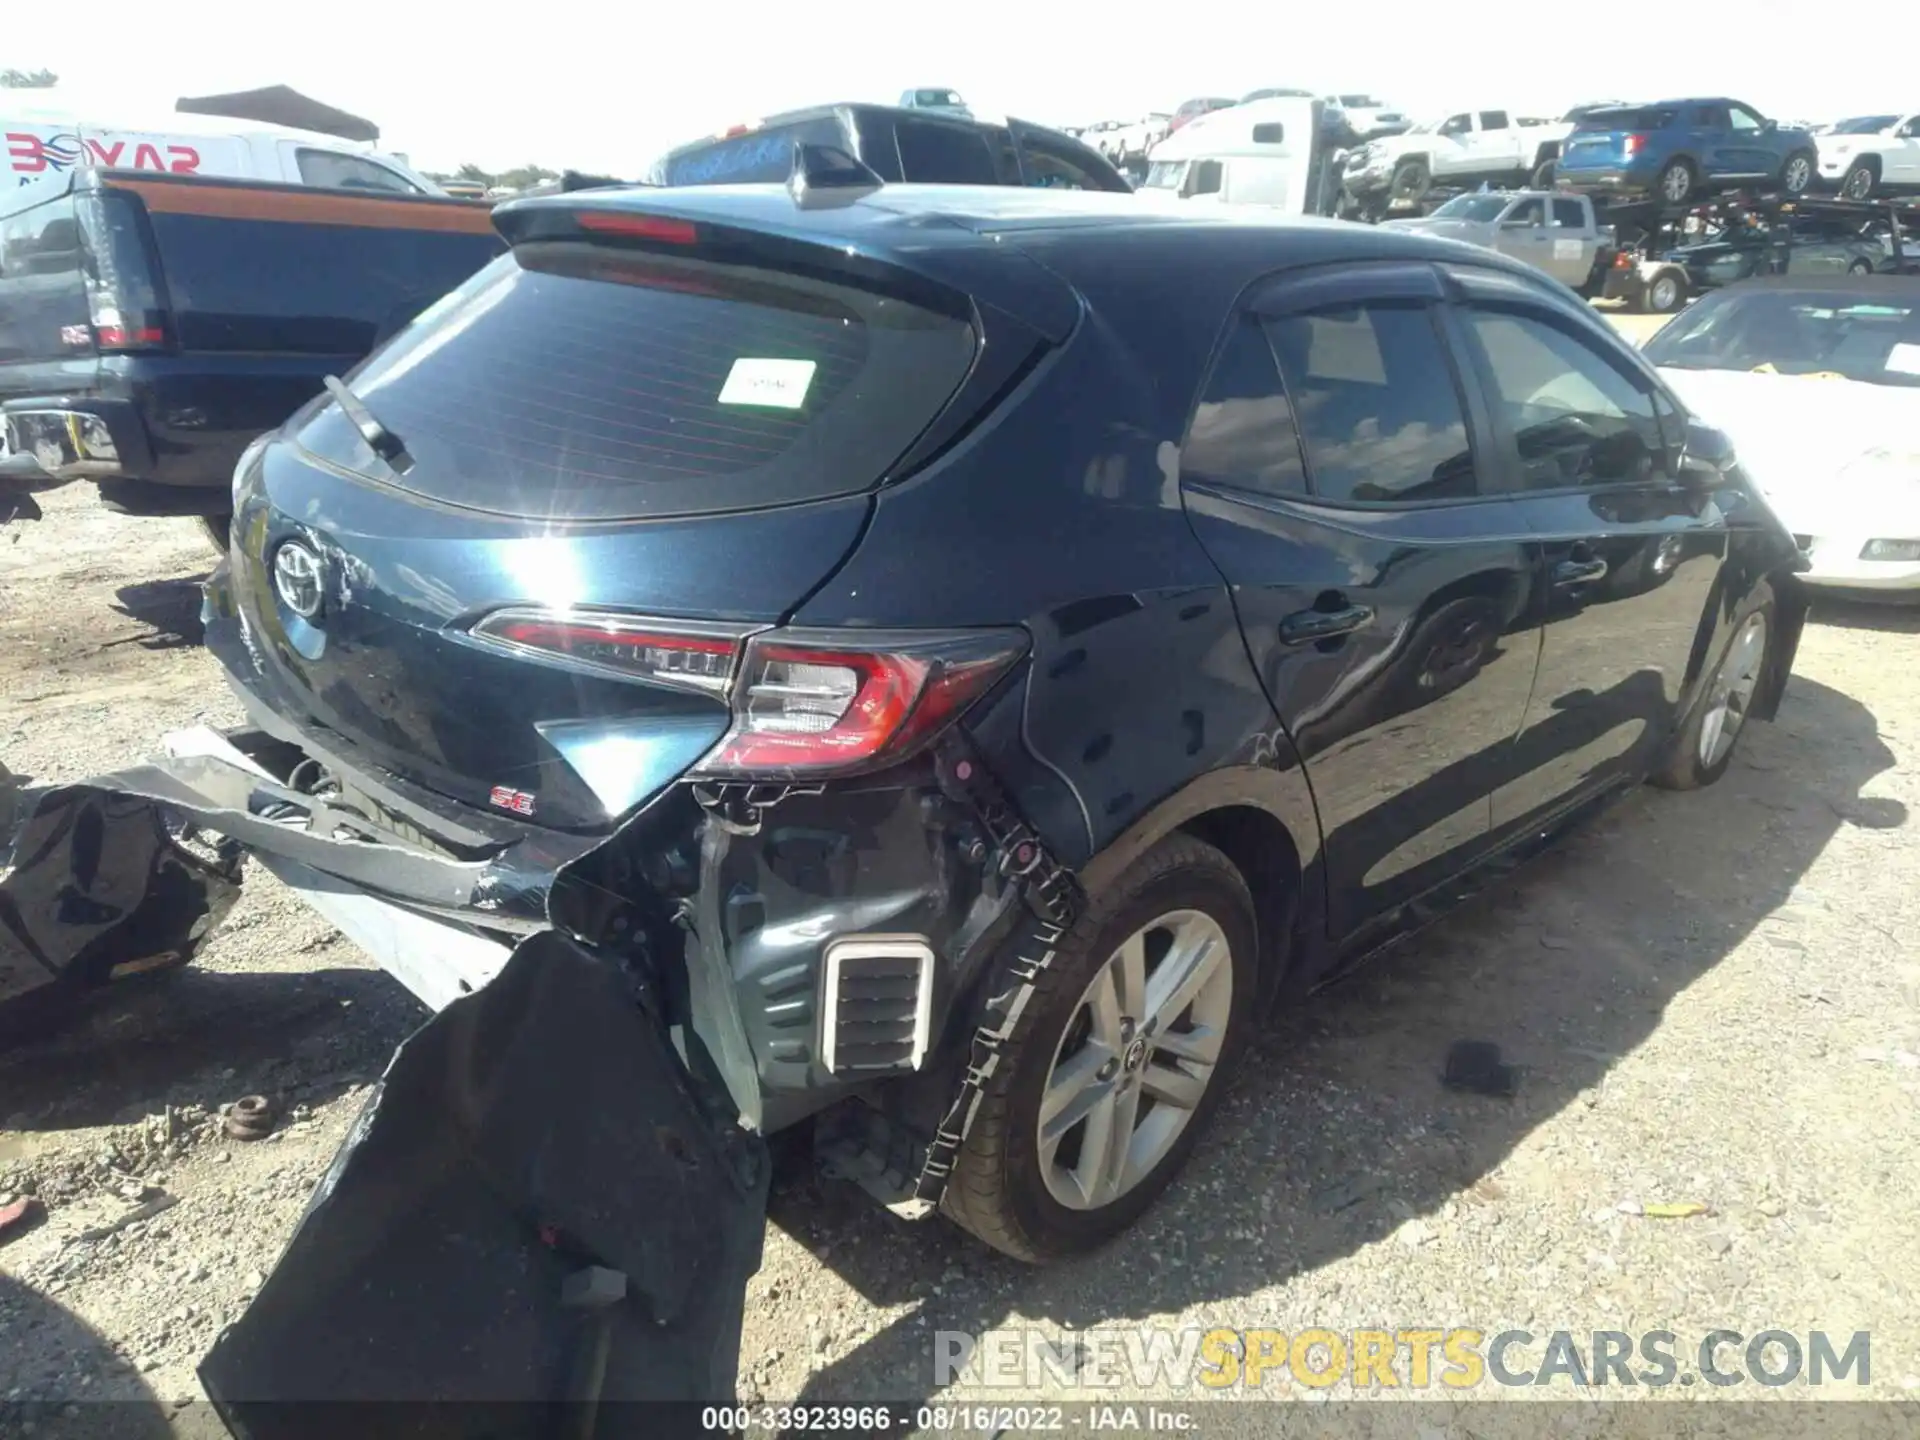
[9,160,1806,1416]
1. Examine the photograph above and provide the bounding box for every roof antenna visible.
[788,142,884,209]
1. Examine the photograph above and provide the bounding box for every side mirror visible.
[1678,418,1740,490]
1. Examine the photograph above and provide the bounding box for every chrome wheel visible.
[1660,163,1691,203]
[1649,275,1680,312]
[1698,612,1768,769]
[1783,155,1812,193]
[1037,909,1233,1211]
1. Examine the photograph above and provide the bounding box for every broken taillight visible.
[466,610,1028,780]
[692,629,1027,779]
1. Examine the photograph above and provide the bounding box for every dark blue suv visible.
[14,173,1807,1412]
[1557,98,1818,204]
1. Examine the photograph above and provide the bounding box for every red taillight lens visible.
[467,610,1028,779]
[1623,133,1647,158]
[468,608,741,695]
[575,211,699,244]
[693,629,1027,779]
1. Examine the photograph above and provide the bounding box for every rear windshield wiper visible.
[323,376,414,474]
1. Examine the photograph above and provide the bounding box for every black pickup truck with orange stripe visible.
[0,168,502,537]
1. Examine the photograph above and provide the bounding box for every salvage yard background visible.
[3,314,1918,1423]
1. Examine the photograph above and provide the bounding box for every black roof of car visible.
[499,183,1557,343]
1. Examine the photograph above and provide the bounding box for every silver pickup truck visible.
[1379,189,1613,288]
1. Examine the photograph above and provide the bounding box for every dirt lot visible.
[4,319,1920,1428]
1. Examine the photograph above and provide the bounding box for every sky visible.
[9,0,1909,176]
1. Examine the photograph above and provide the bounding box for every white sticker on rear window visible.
[1886,342,1920,376]
[718,358,817,409]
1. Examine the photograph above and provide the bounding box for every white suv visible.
[1344,107,1571,204]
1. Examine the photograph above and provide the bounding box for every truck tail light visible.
[74,191,171,354]
[1623,133,1647,158]
[467,611,1027,779]
[693,628,1028,779]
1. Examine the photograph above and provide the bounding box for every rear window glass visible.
[659,118,845,186]
[0,191,89,364]
[1577,107,1678,130]
[295,243,978,520]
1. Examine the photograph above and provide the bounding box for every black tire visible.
[1644,269,1687,314]
[1390,158,1431,203]
[199,514,231,553]
[1531,157,1558,188]
[1655,158,1696,205]
[1779,150,1816,197]
[1652,581,1775,791]
[1840,160,1878,201]
[942,834,1259,1263]
[1847,257,1874,276]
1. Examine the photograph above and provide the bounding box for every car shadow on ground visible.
[0,968,419,1135]
[0,1275,198,1438]
[109,577,210,652]
[777,672,1900,1402]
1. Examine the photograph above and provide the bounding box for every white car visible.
[1643,277,1920,593]
[1816,112,1920,199]
[1325,93,1410,140]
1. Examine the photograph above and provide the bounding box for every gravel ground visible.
[4,313,1918,1431]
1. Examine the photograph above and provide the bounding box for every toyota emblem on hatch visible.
[272,540,325,619]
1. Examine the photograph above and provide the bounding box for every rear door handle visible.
[1279,602,1375,646]
[1551,557,1609,588]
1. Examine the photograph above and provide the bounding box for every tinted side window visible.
[1479,110,1511,130]
[1268,303,1478,504]
[1506,198,1545,225]
[1696,105,1731,129]
[1464,308,1663,490]
[295,150,421,193]
[895,119,998,184]
[1551,199,1586,228]
[1019,135,1110,190]
[1181,318,1307,499]
[1188,160,1223,196]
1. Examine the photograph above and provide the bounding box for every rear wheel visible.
[1840,160,1879,201]
[1847,257,1874,276]
[1531,156,1558,188]
[1653,587,1773,791]
[942,835,1258,1262]
[1645,269,1687,314]
[1779,150,1816,196]
[1656,158,1695,205]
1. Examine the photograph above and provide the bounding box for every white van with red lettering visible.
[3,98,442,195]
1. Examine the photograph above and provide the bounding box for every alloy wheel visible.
[1660,165,1691,203]
[1036,909,1234,1211]
[1698,612,1768,769]
[1784,156,1812,193]
[1650,275,1679,312]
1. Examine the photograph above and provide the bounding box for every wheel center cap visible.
[1123,1038,1149,1072]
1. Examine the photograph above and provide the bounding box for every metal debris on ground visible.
[223,1095,277,1141]
[1441,1039,1519,1097]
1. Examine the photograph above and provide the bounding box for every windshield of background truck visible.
[1645,289,1920,388]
